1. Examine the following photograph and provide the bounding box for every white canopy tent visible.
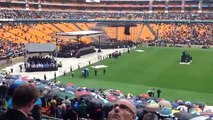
[91,65,108,69]
[55,30,103,39]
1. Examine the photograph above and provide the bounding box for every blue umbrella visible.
[13,75,21,80]
[7,98,42,109]
[35,98,42,106]
[8,79,25,96]
[172,102,179,109]
[10,80,25,89]
[7,98,12,109]
[157,107,173,117]
[65,86,76,92]
[36,83,46,90]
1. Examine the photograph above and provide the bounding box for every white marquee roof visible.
[55,30,103,38]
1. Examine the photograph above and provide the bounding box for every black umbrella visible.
[174,111,198,120]
[136,108,144,118]
[5,74,14,79]
[89,98,104,107]
[28,79,35,83]
[195,102,206,108]
[103,102,115,118]
[35,79,42,82]
[40,80,49,84]
[44,91,58,99]
[136,101,148,109]
[56,83,66,88]
[77,87,88,92]
[80,94,94,103]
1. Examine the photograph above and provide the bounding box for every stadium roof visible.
[55,30,103,38]
[25,43,56,53]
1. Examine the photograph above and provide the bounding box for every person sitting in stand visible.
[0,84,40,120]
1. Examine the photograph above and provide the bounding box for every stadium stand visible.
[0,0,212,119]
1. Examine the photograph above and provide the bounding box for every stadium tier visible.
[0,0,212,12]
[0,0,213,120]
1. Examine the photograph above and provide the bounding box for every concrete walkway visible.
[4,48,128,80]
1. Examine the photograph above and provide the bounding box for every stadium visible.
[0,0,213,120]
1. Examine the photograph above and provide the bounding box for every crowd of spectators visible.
[0,9,212,20]
[0,39,25,61]
[155,23,213,46]
[93,39,136,49]
[0,72,212,120]
[0,9,212,62]
[26,56,57,69]
[58,42,94,58]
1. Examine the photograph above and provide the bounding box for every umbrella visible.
[5,74,14,79]
[163,118,174,120]
[158,100,172,108]
[4,79,15,85]
[36,83,46,90]
[56,83,66,88]
[65,86,76,92]
[136,108,144,118]
[144,102,159,112]
[89,98,104,107]
[147,100,157,104]
[35,79,42,82]
[9,79,25,91]
[143,113,158,120]
[194,107,202,113]
[136,101,148,109]
[177,105,188,112]
[126,93,133,99]
[75,91,90,98]
[172,102,180,109]
[157,107,173,117]
[190,116,212,120]
[40,80,49,84]
[172,109,180,114]
[28,79,35,83]
[66,82,73,87]
[185,101,192,106]
[189,108,199,115]
[107,95,117,102]
[77,87,88,92]
[113,90,121,96]
[80,94,94,102]
[7,98,42,108]
[195,102,206,108]
[6,98,12,109]
[57,91,75,99]
[44,91,58,99]
[203,107,213,113]
[139,93,149,99]
[35,98,42,107]
[131,99,142,106]
[21,76,32,81]
[103,102,115,118]
[174,111,198,120]
[200,112,213,116]
[36,84,51,91]
[176,100,184,105]
[13,75,21,80]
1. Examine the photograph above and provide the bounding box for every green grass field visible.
[57,47,213,105]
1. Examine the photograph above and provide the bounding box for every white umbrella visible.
[177,105,188,112]
[190,116,212,120]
